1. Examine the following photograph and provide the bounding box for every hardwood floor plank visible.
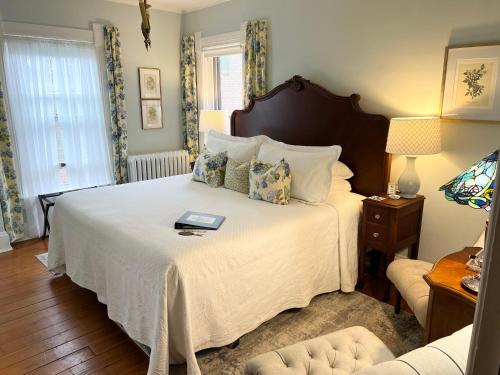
[0,283,81,317]
[0,314,109,355]
[0,314,114,364]
[93,347,148,375]
[26,347,94,375]
[0,288,92,325]
[0,328,119,373]
[0,274,68,301]
[58,342,143,375]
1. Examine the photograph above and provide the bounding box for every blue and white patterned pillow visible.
[192,150,228,187]
[249,158,291,205]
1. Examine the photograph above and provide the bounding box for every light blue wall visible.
[0,0,183,155]
[183,0,500,262]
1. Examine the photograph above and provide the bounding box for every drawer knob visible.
[372,232,380,238]
[374,214,381,220]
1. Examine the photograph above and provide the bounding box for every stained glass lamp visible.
[439,149,498,293]
[439,150,498,212]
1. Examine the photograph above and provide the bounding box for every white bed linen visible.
[48,174,363,375]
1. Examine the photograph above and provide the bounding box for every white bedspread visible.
[48,174,363,375]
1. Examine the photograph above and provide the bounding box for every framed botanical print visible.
[141,100,163,130]
[139,67,161,99]
[441,43,500,122]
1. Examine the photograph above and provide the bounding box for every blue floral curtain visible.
[0,83,24,241]
[244,19,269,107]
[104,26,128,184]
[181,35,199,163]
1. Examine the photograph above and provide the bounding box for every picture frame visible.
[440,42,500,122]
[141,100,163,130]
[138,67,161,99]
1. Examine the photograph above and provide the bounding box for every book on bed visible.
[175,211,226,230]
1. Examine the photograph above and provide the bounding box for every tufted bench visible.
[244,326,395,375]
[245,325,472,375]
[386,259,433,327]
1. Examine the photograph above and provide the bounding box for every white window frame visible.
[1,21,94,43]
[195,21,247,112]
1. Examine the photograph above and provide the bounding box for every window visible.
[3,35,112,237]
[196,29,245,132]
[213,53,243,114]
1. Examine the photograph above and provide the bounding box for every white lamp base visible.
[398,156,420,199]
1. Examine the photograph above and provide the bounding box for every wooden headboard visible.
[231,76,391,196]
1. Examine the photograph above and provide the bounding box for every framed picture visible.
[141,100,163,130]
[441,43,500,122]
[138,67,161,99]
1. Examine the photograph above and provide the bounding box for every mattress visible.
[48,174,363,374]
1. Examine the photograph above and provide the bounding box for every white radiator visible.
[127,150,191,182]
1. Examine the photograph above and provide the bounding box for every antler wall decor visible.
[139,0,151,50]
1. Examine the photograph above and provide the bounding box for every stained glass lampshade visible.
[439,150,498,211]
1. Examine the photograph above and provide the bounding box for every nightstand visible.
[358,194,425,300]
[423,247,478,343]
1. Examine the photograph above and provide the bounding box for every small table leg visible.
[357,245,367,289]
[42,205,50,239]
[409,242,420,259]
[383,252,395,302]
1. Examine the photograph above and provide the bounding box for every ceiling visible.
[104,0,231,14]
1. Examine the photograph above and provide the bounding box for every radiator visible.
[127,150,191,182]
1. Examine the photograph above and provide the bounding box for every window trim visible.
[1,21,94,43]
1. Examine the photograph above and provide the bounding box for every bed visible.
[48,76,390,375]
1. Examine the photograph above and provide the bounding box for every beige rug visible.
[171,291,423,374]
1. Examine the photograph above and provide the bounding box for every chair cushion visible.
[386,259,433,327]
[244,326,395,375]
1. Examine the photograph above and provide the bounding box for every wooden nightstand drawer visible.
[366,205,390,225]
[365,223,389,247]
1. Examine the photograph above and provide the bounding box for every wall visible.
[183,0,500,262]
[0,0,183,155]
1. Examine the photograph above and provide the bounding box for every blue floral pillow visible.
[249,158,291,205]
[193,150,228,187]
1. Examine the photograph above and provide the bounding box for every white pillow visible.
[257,142,341,203]
[263,137,341,154]
[264,137,351,179]
[333,161,354,180]
[206,130,265,162]
[330,178,352,192]
[207,130,269,146]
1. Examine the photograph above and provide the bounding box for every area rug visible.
[35,252,49,267]
[171,291,423,374]
[35,252,62,276]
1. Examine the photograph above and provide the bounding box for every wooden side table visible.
[423,247,478,343]
[358,194,425,300]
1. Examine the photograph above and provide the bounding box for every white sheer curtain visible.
[3,37,113,238]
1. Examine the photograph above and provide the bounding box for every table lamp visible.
[198,110,227,150]
[439,149,498,293]
[386,117,441,198]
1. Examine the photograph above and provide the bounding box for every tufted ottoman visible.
[386,258,433,328]
[244,326,395,375]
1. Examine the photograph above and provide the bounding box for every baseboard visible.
[0,231,12,252]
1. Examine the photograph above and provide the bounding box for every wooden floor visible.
[0,239,149,375]
[0,239,404,375]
